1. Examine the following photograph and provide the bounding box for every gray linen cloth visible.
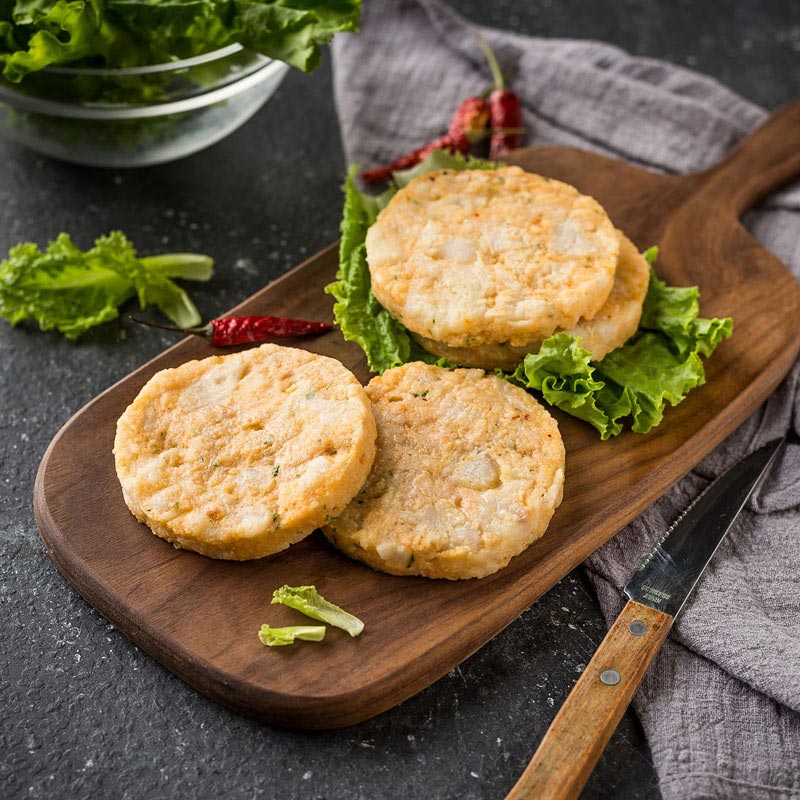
[332,1,800,797]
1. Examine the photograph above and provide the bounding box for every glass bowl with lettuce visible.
[0,0,360,167]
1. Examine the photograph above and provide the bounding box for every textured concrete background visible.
[1,2,797,798]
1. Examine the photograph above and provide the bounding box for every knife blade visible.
[505,437,783,800]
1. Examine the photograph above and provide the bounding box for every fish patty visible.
[114,344,376,560]
[366,166,619,347]
[323,363,565,580]
[415,232,651,369]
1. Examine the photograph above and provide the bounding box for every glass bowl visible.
[0,45,289,168]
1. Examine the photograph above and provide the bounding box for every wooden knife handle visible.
[505,601,672,800]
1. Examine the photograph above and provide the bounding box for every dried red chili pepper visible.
[362,95,490,184]
[447,95,492,141]
[361,135,462,184]
[131,315,333,346]
[477,35,523,159]
[488,91,523,158]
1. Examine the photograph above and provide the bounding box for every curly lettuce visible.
[326,155,733,438]
[511,249,733,438]
[0,231,213,337]
[0,0,361,81]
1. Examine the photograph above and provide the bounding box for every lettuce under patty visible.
[326,150,496,374]
[325,151,732,439]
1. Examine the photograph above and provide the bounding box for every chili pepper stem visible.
[129,316,210,336]
[477,34,505,91]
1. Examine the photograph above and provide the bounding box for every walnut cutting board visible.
[35,101,800,730]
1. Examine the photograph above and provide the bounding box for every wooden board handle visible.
[505,601,672,800]
[698,99,800,217]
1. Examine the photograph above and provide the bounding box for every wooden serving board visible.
[35,102,800,730]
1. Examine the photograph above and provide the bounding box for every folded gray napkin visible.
[332,2,800,797]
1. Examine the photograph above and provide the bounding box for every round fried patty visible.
[414,232,650,369]
[114,344,376,560]
[366,166,619,347]
[323,362,565,580]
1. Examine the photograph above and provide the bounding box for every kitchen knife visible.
[505,437,784,800]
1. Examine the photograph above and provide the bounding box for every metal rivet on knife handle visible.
[629,620,647,636]
[599,669,621,686]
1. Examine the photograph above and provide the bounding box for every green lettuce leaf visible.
[271,584,364,636]
[509,333,621,436]
[258,624,326,646]
[139,252,215,281]
[391,147,499,188]
[235,0,359,73]
[638,255,732,357]
[103,0,231,63]
[324,166,420,374]
[0,231,213,337]
[512,264,733,438]
[1,0,102,81]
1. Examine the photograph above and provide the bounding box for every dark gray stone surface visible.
[1,2,795,798]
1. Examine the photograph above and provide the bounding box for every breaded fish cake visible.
[114,344,376,560]
[415,233,651,369]
[366,166,619,347]
[323,363,565,580]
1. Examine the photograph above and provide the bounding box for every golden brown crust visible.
[114,344,376,560]
[414,232,650,368]
[366,166,619,347]
[323,363,565,580]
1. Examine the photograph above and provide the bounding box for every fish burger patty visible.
[415,232,651,369]
[366,166,619,348]
[323,362,565,579]
[114,344,376,560]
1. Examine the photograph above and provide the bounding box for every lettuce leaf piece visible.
[271,584,364,636]
[103,0,232,63]
[512,263,733,438]
[324,152,499,374]
[139,252,215,282]
[258,624,326,646]
[391,147,500,188]
[324,167,423,373]
[0,20,17,53]
[1,0,101,81]
[510,333,625,438]
[0,231,213,337]
[638,258,732,357]
[235,0,360,74]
